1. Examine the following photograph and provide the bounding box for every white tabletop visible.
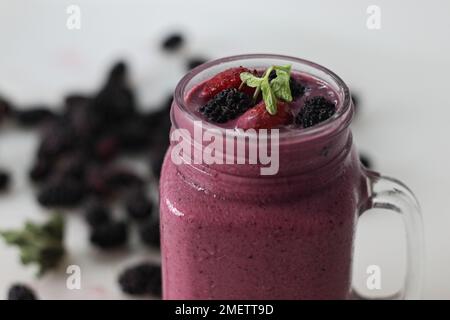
[0,0,449,299]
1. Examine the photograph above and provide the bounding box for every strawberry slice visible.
[236,101,293,129]
[200,67,254,99]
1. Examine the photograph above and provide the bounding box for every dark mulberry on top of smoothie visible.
[193,65,338,130]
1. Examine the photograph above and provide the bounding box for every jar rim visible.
[173,53,353,143]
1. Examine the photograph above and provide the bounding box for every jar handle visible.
[353,170,424,299]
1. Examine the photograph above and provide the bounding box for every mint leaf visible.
[0,213,65,277]
[239,64,293,115]
[270,66,292,102]
[0,230,25,244]
[274,65,292,73]
[261,78,278,115]
[240,72,263,88]
[270,71,292,102]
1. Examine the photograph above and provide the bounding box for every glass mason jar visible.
[159,54,424,300]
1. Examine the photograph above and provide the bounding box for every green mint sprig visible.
[0,213,65,277]
[240,64,293,115]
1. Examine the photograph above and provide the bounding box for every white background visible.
[0,0,449,299]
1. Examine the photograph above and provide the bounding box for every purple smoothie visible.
[160,56,366,299]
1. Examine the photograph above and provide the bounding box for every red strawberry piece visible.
[200,67,254,99]
[236,101,293,130]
